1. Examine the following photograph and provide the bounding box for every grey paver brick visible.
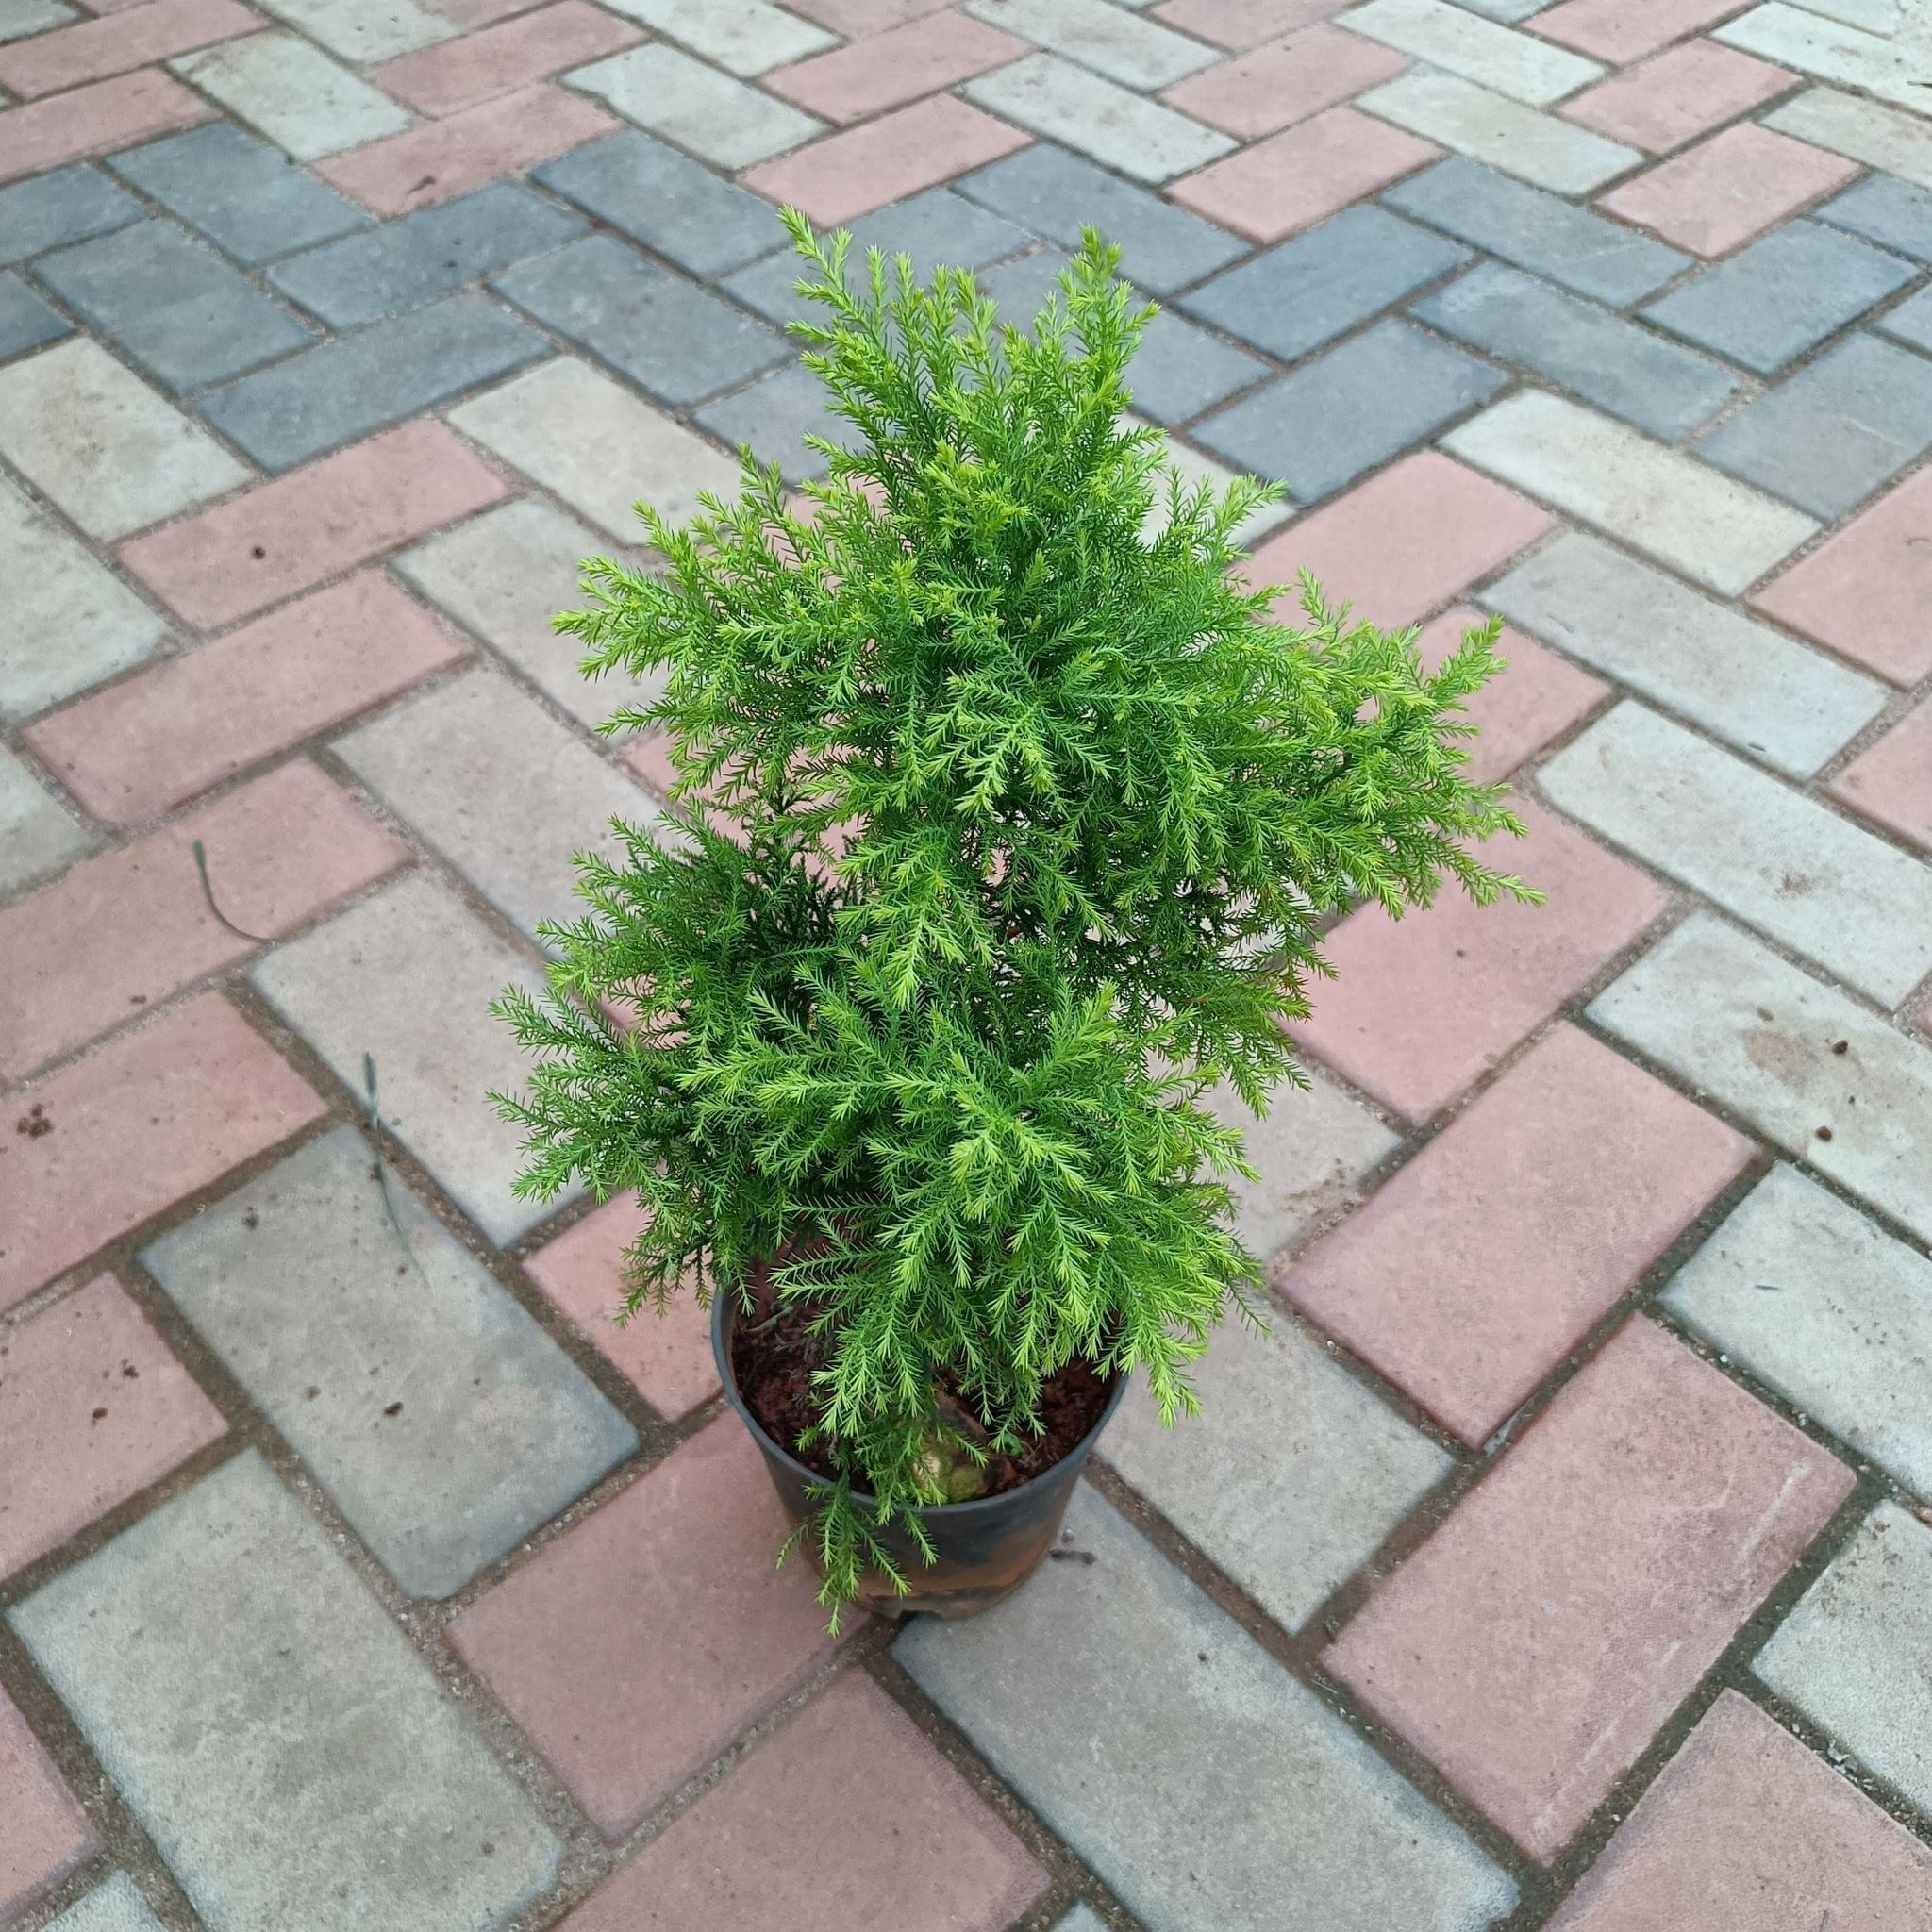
[1342,0,1604,107]
[196,293,549,471]
[1412,259,1740,440]
[0,741,91,890]
[566,43,823,170]
[1481,531,1884,778]
[1874,283,1932,357]
[897,1484,1517,1932]
[7,1451,561,1932]
[1665,1164,1932,1501]
[43,1874,167,1932]
[251,871,579,1244]
[957,141,1246,295]
[0,165,139,268]
[1052,1911,1106,1932]
[33,218,315,394]
[969,0,1217,89]
[268,184,586,328]
[141,1127,637,1597]
[1382,157,1691,305]
[1755,1502,1932,1818]
[696,358,860,483]
[1195,317,1506,501]
[0,270,69,360]
[1641,219,1916,375]
[107,123,369,268]
[533,128,783,280]
[491,234,789,407]
[1178,203,1470,364]
[0,0,75,37]
[170,32,411,163]
[1104,1317,1450,1631]
[1816,171,1932,261]
[1692,332,1932,518]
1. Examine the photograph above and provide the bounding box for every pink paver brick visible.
[116,420,508,632]
[0,67,212,184]
[1161,24,1407,140]
[1325,1319,1854,1863]
[782,0,951,36]
[1530,0,1752,66]
[0,1274,227,1579]
[1287,1025,1752,1445]
[1596,123,1856,258]
[1416,604,1607,784]
[742,94,1031,227]
[26,574,470,825]
[0,994,324,1312]
[424,0,543,26]
[0,759,407,1080]
[371,1,641,117]
[1168,105,1437,243]
[762,12,1025,125]
[1558,40,1795,155]
[0,1690,96,1920]
[0,0,255,98]
[314,84,616,215]
[451,1413,844,1838]
[1828,698,1932,854]
[1295,800,1667,1124]
[1549,1690,1932,1930]
[563,1672,1047,1932]
[1151,0,1346,54]
[1244,450,1556,630]
[523,1194,720,1420]
[1750,465,1932,687]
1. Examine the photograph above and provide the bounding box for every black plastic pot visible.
[712,1291,1128,1621]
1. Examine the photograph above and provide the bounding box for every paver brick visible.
[0,269,70,358]
[1327,1318,1852,1861]
[1106,1313,1451,1629]
[1714,1,1923,115]
[1180,201,1467,360]
[1415,604,1607,782]
[567,44,822,171]
[0,744,91,891]
[1163,23,1408,139]
[1830,695,1932,852]
[784,0,953,32]
[900,1483,1518,1932]
[254,0,454,61]
[1767,84,1932,194]
[372,0,641,115]
[451,1414,844,1837]
[250,870,575,1245]
[8,1450,561,1931]
[0,993,324,1312]
[0,1689,96,1920]
[0,0,255,98]
[697,357,861,482]
[0,163,141,266]
[534,128,787,279]
[765,11,1025,125]
[561,1671,1047,1932]
[1529,0,1748,65]
[0,69,212,186]
[523,1192,719,1418]
[1152,0,1356,50]
[196,292,548,471]
[1113,294,1269,424]
[1666,1164,1932,1500]
[447,355,740,541]
[1143,415,1292,546]
[1877,284,1932,358]
[1756,1502,1932,1815]
[1558,39,1798,156]
[116,416,507,630]
[1546,1690,1932,1931]
[602,0,838,75]
[0,0,75,37]
[142,1126,636,1596]
[1590,913,1932,1245]
[0,1273,226,1579]
[170,33,410,163]
[1817,170,1932,261]
[1296,798,1667,1124]
[1750,462,1932,686]
[44,1874,172,1932]
[106,123,369,267]
[1341,0,1603,105]
[967,0,1217,89]
[1482,531,1885,778]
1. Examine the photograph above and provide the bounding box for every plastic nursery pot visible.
[712,1289,1128,1622]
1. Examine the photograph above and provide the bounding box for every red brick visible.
[1416,604,1607,784]
[1295,800,1668,1124]
[423,0,543,27]
[562,1673,1047,1932]
[116,420,508,632]
[0,67,213,183]
[1532,0,1762,66]
[0,994,324,1312]
[451,1414,844,1838]
[1151,0,1346,53]
[25,575,470,825]
[0,760,407,1080]
[315,84,616,216]
[523,1194,719,1420]
[1549,1690,1932,1930]
[1750,465,1932,688]
[0,0,255,97]
[1161,23,1407,140]
[1558,40,1796,156]
[1828,697,1932,854]
[0,1273,226,1578]
[0,1690,95,1919]
[741,94,1030,227]
[1288,1025,1752,1444]
[371,1,641,117]
[1246,450,1556,632]
[762,11,1024,125]
[1325,1320,1854,1862]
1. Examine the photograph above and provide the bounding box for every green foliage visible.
[495,212,1534,1618]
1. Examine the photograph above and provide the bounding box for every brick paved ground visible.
[4,0,1932,1924]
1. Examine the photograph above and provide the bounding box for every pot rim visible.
[710,1287,1129,1520]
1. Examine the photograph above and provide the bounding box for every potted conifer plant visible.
[496,216,1531,1626]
